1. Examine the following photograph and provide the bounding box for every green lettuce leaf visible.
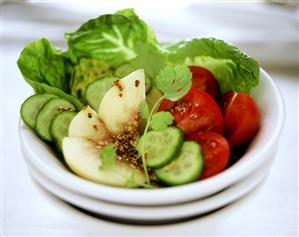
[115,9,157,47]
[17,38,72,92]
[114,41,167,92]
[17,38,83,110]
[70,58,113,100]
[164,38,260,93]
[65,9,158,67]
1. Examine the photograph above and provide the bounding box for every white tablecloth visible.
[2,2,298,235]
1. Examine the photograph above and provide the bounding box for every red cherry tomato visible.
[189,65,218,99]
[158,88,223,135]
[186,132,230,179]
[220,91,260,148]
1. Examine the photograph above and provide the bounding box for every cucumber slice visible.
[50,111,77,152]
[35,98,76,142]
[137,127,183,168]
[20,93,56,129]
[155,141,204,186]
[84,76,117,111]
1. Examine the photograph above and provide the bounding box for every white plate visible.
[18,68,284,206]
[24,155,272,223]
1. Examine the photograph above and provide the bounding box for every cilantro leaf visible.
[99,144,116,170]
[155,64,192,101]
[150,111,174,131]
[139,100,150,120]
[138,64,192,185]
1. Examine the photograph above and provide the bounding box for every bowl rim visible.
[26,154,272,221]
[19,68,285,206]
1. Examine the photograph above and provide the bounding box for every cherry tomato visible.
[189,66,218,99]
[186,132,230,179]
[158,88,223,135]
[220,91,260,148]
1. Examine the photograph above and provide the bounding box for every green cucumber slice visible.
[155,141,204,186]
[35,98,76,142]
[20,93,56,129]
[50,111,77,152]
[84,76,117,111]
[137,127,183,168]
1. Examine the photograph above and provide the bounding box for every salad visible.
[18,9,260,188]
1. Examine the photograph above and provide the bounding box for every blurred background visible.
[3,0,299,68]
[2,1,298,235]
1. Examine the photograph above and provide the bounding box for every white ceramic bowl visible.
[24,153,272,223]
[19,68,284,206]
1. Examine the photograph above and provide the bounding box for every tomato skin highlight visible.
[186,132,230,179]
[220,91,260,148]
[189,66,218,99]
[158,88,223,135]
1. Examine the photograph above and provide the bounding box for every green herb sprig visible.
[140,64,192,185]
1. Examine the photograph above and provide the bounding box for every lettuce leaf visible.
[17,38,83,109]
[65,9,158,67]
[70,58,113,100]
[115,9,157,47]
[17,10,260,114]
[115,41,167,87]
[17,38,71,92]
[114,41,167,95]
[164,38,259,93]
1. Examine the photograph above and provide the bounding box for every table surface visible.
[2,2,298,236]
